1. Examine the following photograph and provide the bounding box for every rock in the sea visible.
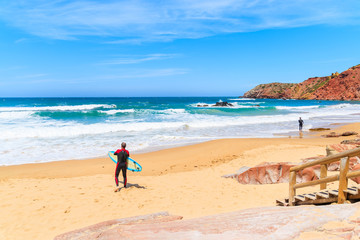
[55,203,360,240]
[213,101,233,107]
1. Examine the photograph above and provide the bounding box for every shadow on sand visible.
[115,182,146,192]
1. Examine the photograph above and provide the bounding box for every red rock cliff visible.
[243,64,360,100]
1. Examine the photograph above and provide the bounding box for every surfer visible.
[298,117,304,131]
[114,142,129,191]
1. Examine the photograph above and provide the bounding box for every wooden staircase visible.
[277,186,360,206]
[277,147,360,207]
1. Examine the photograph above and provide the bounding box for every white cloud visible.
[0,0,359,42]
[98,54,180,65]
[14,38,28,44]
[99,68,188,79]
[16,73,48,79]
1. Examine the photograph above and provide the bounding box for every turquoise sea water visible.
[1,97,360,165]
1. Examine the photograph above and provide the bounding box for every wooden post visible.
[320,164,327,190]
[338,157,349,204]
[289,171,296,206]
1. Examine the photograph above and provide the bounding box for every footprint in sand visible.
[64,207,71,213]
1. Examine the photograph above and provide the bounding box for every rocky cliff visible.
[243,64,360,100]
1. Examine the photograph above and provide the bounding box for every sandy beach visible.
[1,123,360,239]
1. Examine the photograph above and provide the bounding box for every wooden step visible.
[294,195,305,201]
[276,199,289,206]
[304,194,317,200]
[329,190,339,196]
[277,186,360,206]
[316,191,330,199]
[343,187,358,195]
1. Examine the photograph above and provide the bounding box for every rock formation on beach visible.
[223,143,360,185]
[55,204,360,239]
[243,64,360,100]
[223,162,320,185]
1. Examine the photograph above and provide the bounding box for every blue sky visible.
[1,0,360,97]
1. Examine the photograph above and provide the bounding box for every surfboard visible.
[108,151,142,172]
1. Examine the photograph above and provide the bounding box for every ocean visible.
[1,97,360,166]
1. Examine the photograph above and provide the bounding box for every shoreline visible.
[1,109,349,169]
[1,122,360,239]
[0,136,341,180]
[0,121,354,180]
[0,120,345,170]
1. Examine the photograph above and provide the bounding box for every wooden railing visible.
[289,147,360,206]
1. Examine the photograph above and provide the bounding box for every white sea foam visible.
[233,101,266,105]
[100,109,135,114]
[0,104,115,112]
[137,108,187,115]
[0,111,35,119]
[276,105,320,110]
[327,103,354,109]
[157,109,187,114]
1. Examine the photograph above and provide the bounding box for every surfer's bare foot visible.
[114,187,120,192]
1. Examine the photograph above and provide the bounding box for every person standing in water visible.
[114,142,129,192]
[298,117,304,131]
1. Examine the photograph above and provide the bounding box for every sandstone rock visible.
[309,128,330,131]
[55,212,183,240]
[326,144,358,156]
[341,131,358,136]
[322,132,341,138]
[350,164,360,184]
[235,162,319,185]
[325,144,360,171]
[222,166,250,179]
[341,139,360,145]
[301,156,325,163]
[55,203,360,240]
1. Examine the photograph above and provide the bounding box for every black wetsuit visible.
[114,149,129,187]
[298,119,304,131]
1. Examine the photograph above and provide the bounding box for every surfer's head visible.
[121,142,126,149]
